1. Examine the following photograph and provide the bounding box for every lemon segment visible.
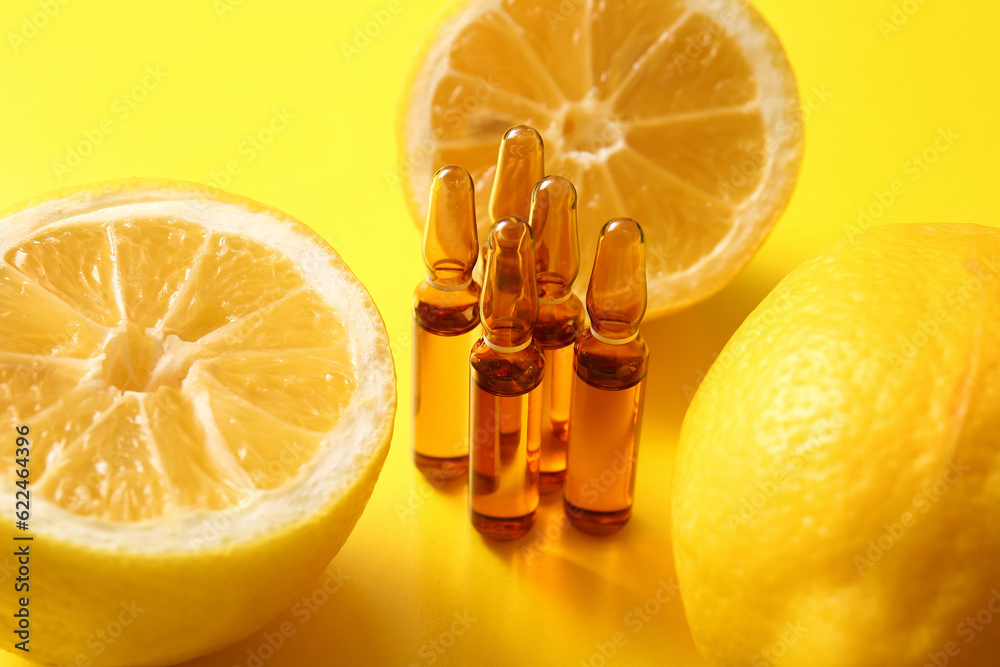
[7,224,123,327]
[0,264,106,357]
[114,218,208,328]
[160,231,306,342]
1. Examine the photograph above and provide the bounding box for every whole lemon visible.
[672,224,1000,666]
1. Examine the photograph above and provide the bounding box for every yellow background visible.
[1,0,998,665]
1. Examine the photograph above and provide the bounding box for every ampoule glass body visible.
[412,165,480,480]
[564,218,649,534]
[529,175,584,492]
[469,216,543,540]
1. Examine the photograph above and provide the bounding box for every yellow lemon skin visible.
[672,224,1000,666]
[0,472,387,666]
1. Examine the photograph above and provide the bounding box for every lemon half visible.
[399,0,804,316]
[0,179,396,666]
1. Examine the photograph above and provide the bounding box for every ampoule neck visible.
[413,278,480,335]
[479,217,538,350]
[483,329,534,354]
[530,175,580,308]
[537,282,575,306]
[574,331,649,390]
[588,323,640,346]
[534,291,584,349]
[471,336,544,396]
[423,164,478,291]
[425,272,474,293]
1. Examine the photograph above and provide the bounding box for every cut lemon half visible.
[0,179,395,667]
[399,0,804,316]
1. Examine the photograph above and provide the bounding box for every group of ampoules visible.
[412,125,649,541]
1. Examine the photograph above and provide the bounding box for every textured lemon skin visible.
[672,224,1000,666]
[0,179,396,667]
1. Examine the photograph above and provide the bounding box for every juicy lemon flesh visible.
[0,217,355,522]
[404,0,800,311]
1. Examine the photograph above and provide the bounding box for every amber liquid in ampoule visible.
[413,289,480,479]
[412,165,480,480]
[469,341,544,539]
[529,175,584,493]
[537,342,574,491]
[564,217,649,535]
[469,216,543,540]
[564,336,648,534]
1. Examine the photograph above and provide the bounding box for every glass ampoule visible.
[469,217,544,540]
[528,176,584,493]
[480,125,544,270]
[564,218,649,535]
[488,125,544,223]
[412,165,481,480]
